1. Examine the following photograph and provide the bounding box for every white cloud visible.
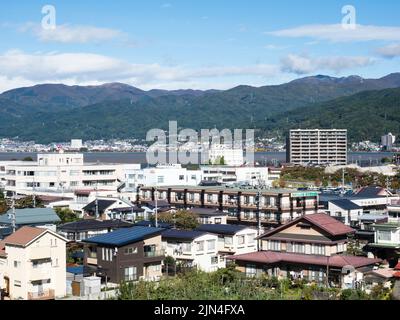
[281,54,374,75]
[20,23,126,44]
[267,24,400,42]
[376,43,400,58]
[0,50,280,92]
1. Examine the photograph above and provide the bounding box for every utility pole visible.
[10,192,16,233]
[95,182,99,219]
[386,176,390,207]
[255,180,263,251]
[154,183,158,228]
[32,174,36,208]
[341,168,345,196]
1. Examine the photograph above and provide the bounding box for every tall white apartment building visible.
[286,129,348,166]
[381,133,396,151]
[3,152,140,197]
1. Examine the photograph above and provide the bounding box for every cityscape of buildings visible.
[0,127,399,300]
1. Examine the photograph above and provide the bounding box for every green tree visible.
[22,156,34,161]
[55,207,79,224]
[154,210,199,230]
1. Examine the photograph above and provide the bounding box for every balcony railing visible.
[28,289,55,300]
[144,250,165,258]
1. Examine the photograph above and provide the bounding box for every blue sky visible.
[0,0,399,92]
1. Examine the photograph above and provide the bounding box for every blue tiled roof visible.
[0,208,61,225]
[195,224,251,235]
[162,229,208,241]
[330,199,362,210]
[82,226,164,246]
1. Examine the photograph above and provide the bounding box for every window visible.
[14,261,21,268]
[245,264,257,278]
[196,241,204,251]
[124,247,138,255]
[247,234,256,244]
[207,240,216,251]
[224,237,233,246]
[157,176,164,184]
[215,218,222,224]
[337,243,345,253]
[378,230,391,241]
[182,243,192,252]
[191,175,196,180]
[311,244,325,255]
[124,266,137,281]
[49,182,55,187]
[287,242,305,254]
[238,235,245,246]
[102,248,113,261]
[211,256,218,265]
[14,280,21,287]
[219,256,225,262]
[70,181,79,187]
[179,175,185,180]
[268,240,281,251]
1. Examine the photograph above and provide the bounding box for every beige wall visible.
[0,231,67,300]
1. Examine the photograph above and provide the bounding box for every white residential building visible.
[195,224,258,257]
[3,152,140,198]
[287,129,348,166]
[327,199,364,226]
[200,165,269,186]
[0,226,68,300]
[208,144,244,166]
[124,164,202,192]
[162,230,224,272]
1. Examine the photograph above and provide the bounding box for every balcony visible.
[144,250,165,258]
[28,289,55,300]
[30,247,51,260]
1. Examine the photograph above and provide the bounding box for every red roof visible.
[3,226,47,247]
[228,251,381,269]
[394,271,400,278]
[258,213,354,239]
[395,262,400,271]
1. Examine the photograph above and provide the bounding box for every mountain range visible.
[1,73,400,143]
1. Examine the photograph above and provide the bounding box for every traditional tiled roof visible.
[58,219,133,232]
[258,213,354,239]
[228,251,381,269]
[330,199,362,211]
[162,229,209,241]
[196,224,253,235]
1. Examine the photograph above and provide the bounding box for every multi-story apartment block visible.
[162,229,224,272]
[0,226,68,300]
[200,166,270,186]
[139,185,319,226]
[82,227,165,283]
[3,152,140,197]
[286,129,348,166]
[208,144,244,166]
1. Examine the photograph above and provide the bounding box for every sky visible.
[0,0,399,92]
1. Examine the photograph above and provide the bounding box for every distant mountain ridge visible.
[0,72,399,143]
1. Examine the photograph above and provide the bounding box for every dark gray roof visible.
[142,200,170,209]
[355,187,386,197]
[195,224,252,235]
[58,219,133,232]
[188,208,227,216]
[82,226,164,246]
[134,220,173,229]
[0,208,61,226]
[330,199,362,211]
[83,199,116,214]
[162,229,208,241]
